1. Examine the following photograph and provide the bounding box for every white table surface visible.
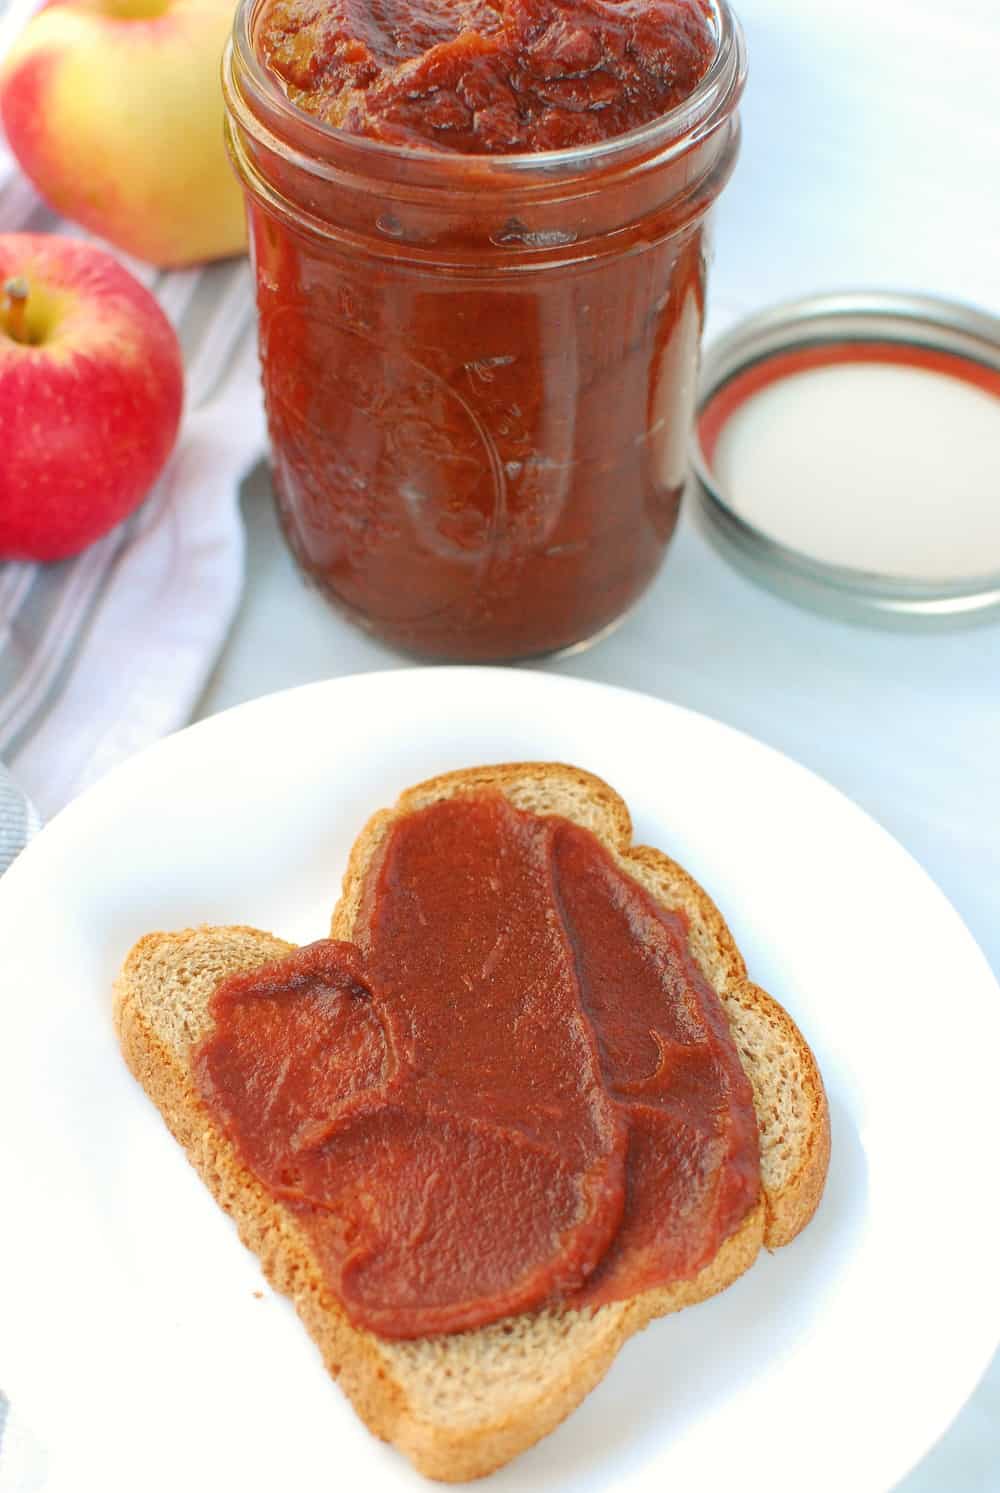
[196,0,1000,1488]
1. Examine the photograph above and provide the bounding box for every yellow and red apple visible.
[0,0,245,268]
[0,234,184,561]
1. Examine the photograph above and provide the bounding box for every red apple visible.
[0,233,183,562]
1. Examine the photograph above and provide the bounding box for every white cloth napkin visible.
[0,23,266,839]
[0,761,37,872]
[0,1396,45,1493]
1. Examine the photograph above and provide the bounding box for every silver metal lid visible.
[691,292,1000,625]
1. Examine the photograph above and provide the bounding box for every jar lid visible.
[690,292,1000,624]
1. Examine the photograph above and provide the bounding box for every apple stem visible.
[3,277,30,344]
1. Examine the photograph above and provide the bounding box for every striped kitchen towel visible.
[0,82,267,840]
[0,1392,45,1493]
[0,760,38,873]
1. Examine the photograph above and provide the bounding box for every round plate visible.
[1,668,997,1493]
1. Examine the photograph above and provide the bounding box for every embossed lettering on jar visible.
[224,0,747,659]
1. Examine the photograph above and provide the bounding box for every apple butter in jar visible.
[224,0,746,659]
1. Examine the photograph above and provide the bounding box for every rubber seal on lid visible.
[690,292,1000,626]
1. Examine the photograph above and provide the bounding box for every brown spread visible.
[195,792,760,1338]
[257,0,716,153]
[246,0,729,661]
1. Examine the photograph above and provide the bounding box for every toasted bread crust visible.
[114,763,830,1481]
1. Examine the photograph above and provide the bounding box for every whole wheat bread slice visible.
[114,763,830,1482]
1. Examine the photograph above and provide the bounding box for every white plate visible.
[1,668,998,1493]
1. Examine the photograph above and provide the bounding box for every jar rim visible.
[226,0,746,178]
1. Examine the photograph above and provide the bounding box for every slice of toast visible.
[114,763,830,1482]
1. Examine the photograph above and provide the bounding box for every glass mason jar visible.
[223,1,746,661]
